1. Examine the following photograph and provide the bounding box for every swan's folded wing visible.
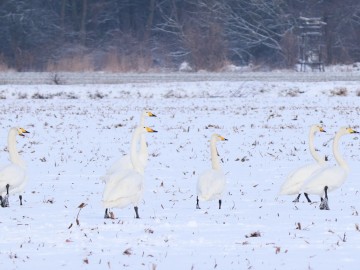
[280,163,322,195]
[302,165,347,195]
[102,170,143,203]
[197,169,226,200]
[0,164,26,195]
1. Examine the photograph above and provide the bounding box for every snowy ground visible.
[0,72,360,269]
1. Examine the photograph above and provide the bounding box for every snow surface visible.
[0,72,360,269]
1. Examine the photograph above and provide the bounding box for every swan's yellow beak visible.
[147,112,157,117]
[219,135,228,141]
[319,126,326,133]
[146,127,158,133]
[347,128,359,134]
[18,128,30,137]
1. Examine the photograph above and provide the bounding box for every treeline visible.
[0,0,359,72]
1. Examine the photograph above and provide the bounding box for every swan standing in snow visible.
[279,124,326,203]
[105,111,156,176]
[102,126,157,219]
[0,127,29,207]
[302,127,358,210]
[196,134,228,209]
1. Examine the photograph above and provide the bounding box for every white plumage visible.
[196,133,227,209]
[102,126,157,219]
[279,124,326,202]
[0,127,29,207]
[105,111,156,176]
[302,127,358,210]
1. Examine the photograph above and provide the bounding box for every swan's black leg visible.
[134,206,140,219]
[304,193,312,203]
[292,194,301,203]
[319,186,330,210]
[219,199,222,209]
[19,195,23,206]
[104,208,111,219]
[0,196,3,207]
[196,196,201,209]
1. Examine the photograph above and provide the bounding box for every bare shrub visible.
[0,54,13,71]
[280,31,298,68]
[47,54,95,72]
[183,22,227,71]
[330,87,348,96]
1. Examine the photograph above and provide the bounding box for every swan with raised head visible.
[302,127,358,210]
[102,126,157,219]
[196,134,227,209]
[0,127,29,207]
[105,111,156,176]
[280,124,326,203]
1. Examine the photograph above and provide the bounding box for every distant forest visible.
[0,0,359,71]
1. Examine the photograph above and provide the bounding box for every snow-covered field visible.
[0,72,360,269]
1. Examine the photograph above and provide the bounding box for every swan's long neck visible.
[210,137,221,170]
[8,128,26,169]
[139,134,148,156]
[139,114,145,127]
[309,128,324,164]
[333,131,349,172]
[130,127,144,173]
[138,113,148,156]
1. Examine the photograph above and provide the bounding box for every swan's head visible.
[310,124,326,133]
[317,125,326,133]
[346,127,358,134]
[17,127,30,137]
[334,127,358,139]
[339,127,358,135]
[143,111,157,118]
[212,134,228,142]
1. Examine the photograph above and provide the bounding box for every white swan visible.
[279,124,326,202]
[302,127,358,210]
[196,134,227,209]
[0,127,29,207]
[105,111,156,176]
[102,126,157,219]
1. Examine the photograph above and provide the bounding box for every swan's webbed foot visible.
[319,186,329,210]
[1,195,9,208]
[134,206,140,219]
[104,208,111,219]
[196,196,201,209]
[292,194,301,203]
[304,193,312,203]
[218,199,222,209]
[319,198,330,210]
[1,184,10,207]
